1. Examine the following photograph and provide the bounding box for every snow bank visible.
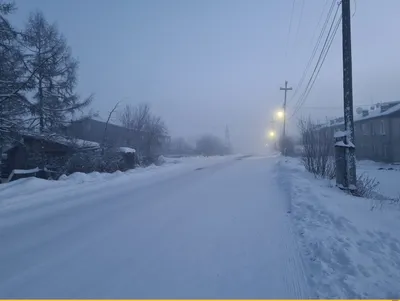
[276,157,400,298]
[0,155,240,215]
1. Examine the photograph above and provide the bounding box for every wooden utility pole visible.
[280,80,292,139]
[341,0,357,188]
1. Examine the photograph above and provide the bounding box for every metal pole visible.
[342,0,357,189]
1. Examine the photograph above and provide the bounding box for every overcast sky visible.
[10,0,400,152]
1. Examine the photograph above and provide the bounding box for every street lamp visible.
[276,110,284,120]
[268,130,276,138]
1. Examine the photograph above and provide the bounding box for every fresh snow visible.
[118,146,136,153]
[0,155,237,215]
[357,160,400,200]
[0,154,310,299]
[17,132,100,149]
[320,102,400,128]
[334,130,349,138]
[11,167,40,175]
[277,157,400,298]
[2,153,399,298]
[335,141,355,148]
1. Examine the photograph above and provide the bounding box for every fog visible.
[10,0,400,153]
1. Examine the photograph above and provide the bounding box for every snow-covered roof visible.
[355,102,400,122]
[319,101,400,129]
[118,147,136,153]
[68,138,100,149]
[12,131,100,150]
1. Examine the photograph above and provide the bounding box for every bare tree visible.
[118,103,168,160]
[119,103,150,132]
[143,115,168,157]
[21,11,92,133]
[298,117,335,179]
[102,102,120,148]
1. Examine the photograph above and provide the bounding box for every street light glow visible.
[269,130,275,138]
[276,110,284,119]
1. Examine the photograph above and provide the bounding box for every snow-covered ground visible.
[0,154,310,299]
[357,160,400,200]
[277,157,400,298]
[3,152,398,298]
[0,155,237,216]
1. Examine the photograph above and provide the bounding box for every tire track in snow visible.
[273,157,314,298]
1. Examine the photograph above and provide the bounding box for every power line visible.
[290,16,341,118]
[285,0,296,58]
[289,0,336,103]
[293,0,305,44]
[295,15,342,113]
[289,2,341,118]
[309,0,331,45]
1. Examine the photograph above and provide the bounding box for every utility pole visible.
[341,0,357,189]
[225,125,231,153]
[279,80,292,140]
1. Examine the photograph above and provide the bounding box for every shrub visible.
[298,118,335,179]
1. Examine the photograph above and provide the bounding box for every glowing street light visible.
[276,110,284,119]
[268,130,276,138]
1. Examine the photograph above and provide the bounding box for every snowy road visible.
[0,155,310,298]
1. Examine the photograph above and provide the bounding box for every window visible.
[380,120,386,135]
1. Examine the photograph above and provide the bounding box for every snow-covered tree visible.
[22,11,92,133]
[0,2,30,147]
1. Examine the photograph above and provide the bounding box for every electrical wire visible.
[293,0,305,44]
[285,0,296,58]
[289,0,336,103]
[289,1,341,118]
[293,15,342,116]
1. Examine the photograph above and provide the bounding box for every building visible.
[64,117,170,156]
[0,133,99,182]
[317,101,400,163]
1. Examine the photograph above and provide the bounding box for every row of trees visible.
[168,134,231,156]
[1,2,92,151]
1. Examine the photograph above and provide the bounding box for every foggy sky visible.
[10,0,400,153]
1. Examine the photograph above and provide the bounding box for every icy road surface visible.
[0,155,310,298]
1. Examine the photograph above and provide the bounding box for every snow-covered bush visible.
[354,172,380,199]
[155,155,166,166]
[298,118,335,179]
[62,148,132,175]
